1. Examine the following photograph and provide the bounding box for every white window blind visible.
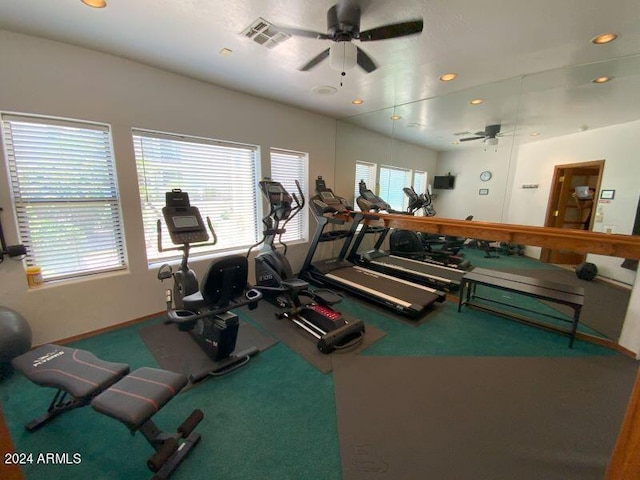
[1,114,125,282]
[354,161,377,204]
[269,148,308,243]
[133,129,259,264]
[413,170,428,194]
[379,165,412,211]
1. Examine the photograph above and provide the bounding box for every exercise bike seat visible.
[12,344,130,400]
[182,255,253,312]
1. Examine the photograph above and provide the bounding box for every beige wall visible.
[0,30,337,345]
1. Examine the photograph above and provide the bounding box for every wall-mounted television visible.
[433,175,455,190]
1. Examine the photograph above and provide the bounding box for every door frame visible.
[540,159,605,263]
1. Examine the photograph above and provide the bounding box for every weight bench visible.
[458,267,585,348]
[12,344,202,479]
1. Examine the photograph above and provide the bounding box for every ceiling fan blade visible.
[278,26,330,40]
[459,136,484,142]
[356,46,377,73]
[359,20,423,42]
[485,124,502,137]
[300,48,331,71]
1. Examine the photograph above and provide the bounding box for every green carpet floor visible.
[0,248,631,479]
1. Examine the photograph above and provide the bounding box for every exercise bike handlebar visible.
[165,288,262,326]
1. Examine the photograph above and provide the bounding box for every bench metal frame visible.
[458,268,585,347]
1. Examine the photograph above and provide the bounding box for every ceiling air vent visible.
[241,18,291,49]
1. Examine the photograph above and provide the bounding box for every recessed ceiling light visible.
[81,0,107,7]
[469,99,483,105]
[219,48,233,56]
[530,132,540,137]
[406,122,422,128]
[591,33,618,45]
[451,141,460,145]
[352,99,364,105]
[592,76,612,84]
[439,73,458,82]
[390,115,402,120]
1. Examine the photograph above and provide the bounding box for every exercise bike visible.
[247,179,365,354]
[157,189,262,380]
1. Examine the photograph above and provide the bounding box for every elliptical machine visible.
[157,189,263,380]
[247,179,365,354]
[389,186,472,270]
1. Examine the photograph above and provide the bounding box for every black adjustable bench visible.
[12,344,202,479]
[458,267,585,347]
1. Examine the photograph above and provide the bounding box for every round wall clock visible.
[480,170,492,181]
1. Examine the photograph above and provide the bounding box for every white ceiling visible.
[1,0,639,151]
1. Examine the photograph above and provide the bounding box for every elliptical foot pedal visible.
[317,320,366,354]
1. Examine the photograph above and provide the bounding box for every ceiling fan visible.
[278,0,423,73]
[459,124,503,146]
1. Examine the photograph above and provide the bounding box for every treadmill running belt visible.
[326,265,443,316]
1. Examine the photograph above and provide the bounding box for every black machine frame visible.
[248,178,365,353]
[157,189,262,380]
[299,177,445,318]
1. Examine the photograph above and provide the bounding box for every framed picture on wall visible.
[600,189,615,200]
[479,188,489,195]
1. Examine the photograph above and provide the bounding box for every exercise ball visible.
[0,306,32,364]
[576,262,598,281]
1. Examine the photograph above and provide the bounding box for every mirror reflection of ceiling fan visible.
[277,0,424,73]
[459,124,504,146]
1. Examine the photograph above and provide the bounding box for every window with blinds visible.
[1,113,126,282]
[379,165,412,211]
[413,170,428,194]
[269,148,308,243]
[133,129,259,264]
[354,161,377,204]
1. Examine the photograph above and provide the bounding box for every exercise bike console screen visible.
[172,215,200,229]
[164,208,208,245]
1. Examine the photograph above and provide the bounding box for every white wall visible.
[434,139,518,222]
[0,30,337,345]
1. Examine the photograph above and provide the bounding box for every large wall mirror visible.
[335,54,640,343]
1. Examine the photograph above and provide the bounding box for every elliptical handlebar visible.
[247,179,305,258]
[281,179,305,230]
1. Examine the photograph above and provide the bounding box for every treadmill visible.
[350,181,467,293]
[299,177,445,319]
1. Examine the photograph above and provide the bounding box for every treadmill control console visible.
[311,176,352,214]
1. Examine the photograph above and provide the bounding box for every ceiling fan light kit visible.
[329,42,357,71]
[280,0,423,74]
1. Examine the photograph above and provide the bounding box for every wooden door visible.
[540,160,604,265]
